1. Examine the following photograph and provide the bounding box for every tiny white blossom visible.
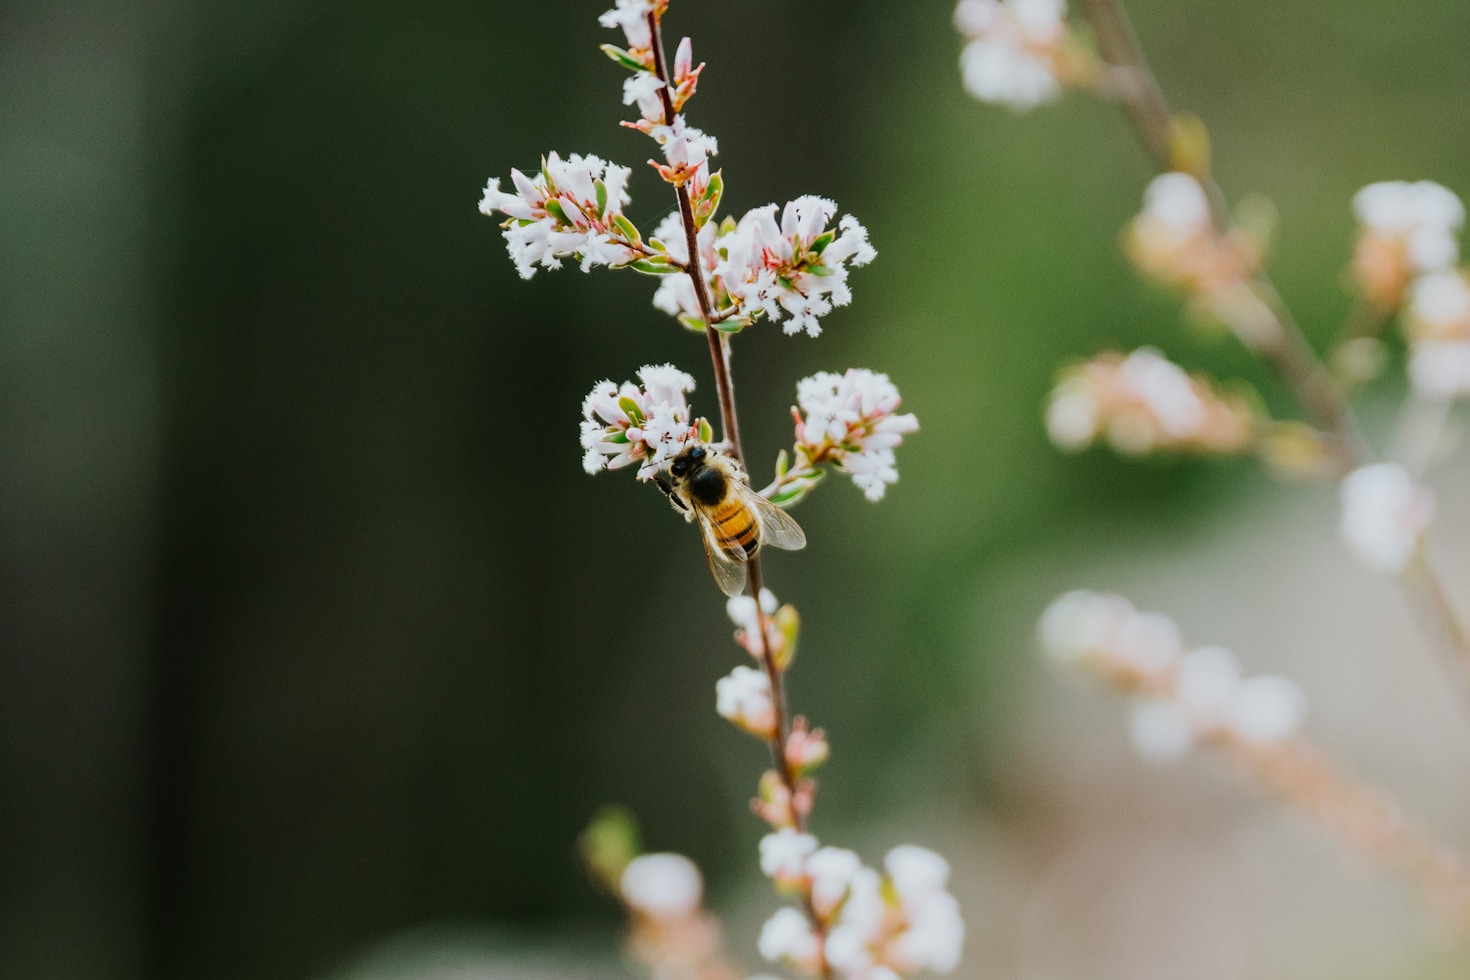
[579,364,699,479]
[757,907,821,967]
[726,589,778,635]
[622,71,666,124]
[1353,180,1464,272]
[1128,696,1195,762]
[888,889,965,973]
[806,847,863,917]
[955,0,1070,111]
[649,210,718,321]
[599,0,658,54]
[715,197,875,336]
[1174,645,1241,730]
[794,369,918,500]
[1339,462,1435,574]
[884,845,951,900]
[716,665,777,738]
[758,828,817,883]
[1228,675,1305,743]
[1409,340,1470,398]
[619,852,702,918]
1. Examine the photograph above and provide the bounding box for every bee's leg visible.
[654,475,689,513]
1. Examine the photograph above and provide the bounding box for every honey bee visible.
[656,443,806,597]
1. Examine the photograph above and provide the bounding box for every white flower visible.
[716,665,777,738]
[806,847,863,917]
[649,210,718,322]
[726,588,778,635]
[884,845,951,900]
[1409,340,1470,398]
[1227,675,1305,743]
[619,852,702,918]
[888,889,965,973]
[714,197,875,336]
[757,907,821,967]
[480,152,636,279]
[1339,462,1435,574]
[1128,696,1195,762]
[794,369,918,500]
[622,70,666,124]
[1353,180,1464,273]
[599,0,658,54]
[1038,591,1184,679]
[758,828,817,883]
[647,115,718,185]
[1174,645,1241,730]
[955,0,1069,112]
[579,364,698,479]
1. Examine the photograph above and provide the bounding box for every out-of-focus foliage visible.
[4,0,1470,977]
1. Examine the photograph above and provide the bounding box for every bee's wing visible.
[696,509,751,597]
[743,485,807,552]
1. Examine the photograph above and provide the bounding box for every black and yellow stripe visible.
[709,498,759,556]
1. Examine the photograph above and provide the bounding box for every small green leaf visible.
[677,313,707,332]
[805,263,832,277]
[544,199,569,224]
[612,213,641,244]
[697,418,713,443]
[578,805,642,895]
[630,258,679,275]
[599,43,647,72]
[618,396,645,426]
[809,231,835,254]
[713,317,746,334]
[594,179,608,218]
[774,448,789,480]
[773,605,800,671]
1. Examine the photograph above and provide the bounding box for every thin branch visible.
[647,11,827,972]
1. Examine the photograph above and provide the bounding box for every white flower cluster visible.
[953,0,1071,112]
[757,832,964,978]
[598,0,661,59]
[479,152,638,279]
[1338,462,1435,575]
[620,852,704,919]
[1040,591,1307,763]
[580,364,702,479]
[1351,180,1464,312]
[1045,348,1255,455]
[793,369,919,501]
[713,196,877,337]
[1124,173,1270,337]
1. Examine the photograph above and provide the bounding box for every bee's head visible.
[669,444,705,479]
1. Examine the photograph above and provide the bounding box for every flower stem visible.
[647,11,828,972]
[1076,0,1470,682]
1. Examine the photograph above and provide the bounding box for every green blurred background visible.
[4,0,1470,977]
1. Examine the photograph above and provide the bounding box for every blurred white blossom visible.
[954,0,1073,111]
[757,907,822,973]
[579,364,701,479]
[620,852,703,919]
[1339,462,1435,574]
[1040,591,1306,761]
[1046,348,1255,455]
[758,828,817,886]
[479,152,637,279]
[793,369,918,501]
[1351,180,1464,311]
[1403,270,1470,398]
[716,665,778,739]
[599,0,662,60]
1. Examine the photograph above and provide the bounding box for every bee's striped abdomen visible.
[711,498,759,556]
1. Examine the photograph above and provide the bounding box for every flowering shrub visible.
[482,1,952,976]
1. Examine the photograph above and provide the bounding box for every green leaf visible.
[774,448,789,480]
[677,313,707,333]
[578,805,642,895]
[618,397,645,426]
[713,317,746,334]
[805,263,832,277]
[809,230,835,254]
[612,213,641,244]
[773,604,800,671]
[543,199,569,224]
[599,43,647,72]
[629,259,679,275]
[697,418,713,443]
[594,179,608,218]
